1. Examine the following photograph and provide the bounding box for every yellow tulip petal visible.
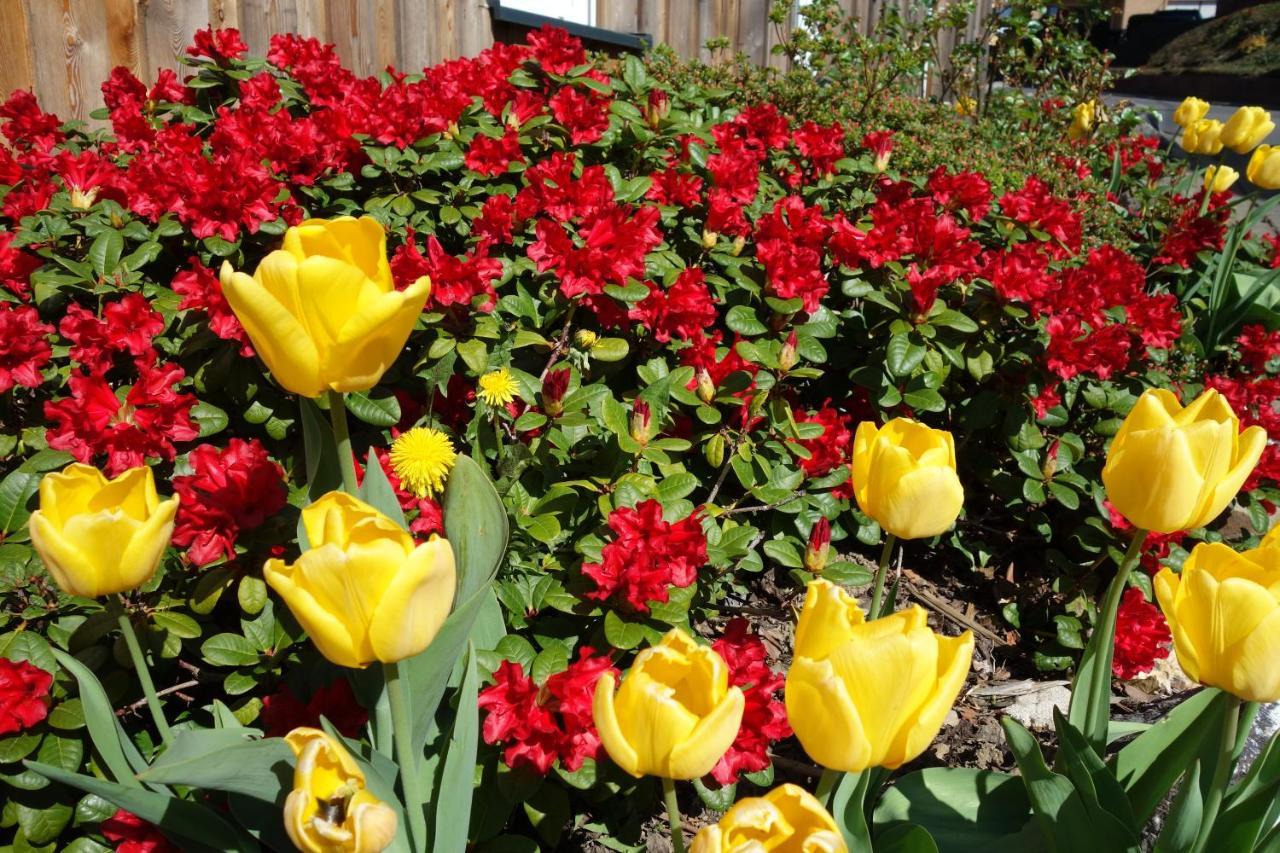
[667,685,745,779]
[115,495,178,591]
[350,796,399,853]
[1103,428,1206,532]
[283,789,317,853]
[1114,389,1179,439]
[37,463,107,527]
[293,255,374,350]
[368,537,456,663]
[266,558,367,668]
[614,671,701,776]
[593,673,641,776]
[876,466,964,540]
[295,542,404,657]
[1232,609,1280,702]
[28,510,104,597]
[785,657,873,772]
[1195,425,1267,528]
[794,580,865,661]
[60,511,146,595]
[221,263,325,397]
[1177,570,1277,690]
[851,421,879,509]
[89,466,157,520]
[892,630,974,767]
[324,277,429,393]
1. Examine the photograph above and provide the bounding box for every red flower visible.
[1237,324,1280,373]
[861,130,894,169]
[550,86,611,145]
[793,120,845,178]
[0,231,43,299]
[474,195,517,248]
[646,167,704,208]
[927,167,992,220]
[1127,293,1182,350]
[0,304,52,393]
[710,619,790,784]
[755,196,832,312]
[982,243,1053,308]
[100,810,177,853]
[0,90,63,152]
[171,258,253,356]
[529,205,662,300]
[0,658,52,735]
[1113,588,1171,679]
[465,126,524,176]
[519,153,614,222]
[791,404,854,477]
[630,268,717,343]
[59,295,164,373]
[998,177,1082,258]
[187,27,248,63]
[172,439,287,566]
[259,678,369,738]
[1154,192,1228,268]
[527,25,587,75]
[581,500,707,613]
[1045,317,1131,381]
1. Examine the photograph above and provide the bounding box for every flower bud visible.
[804,517,831,574]
[779,331,799,372]
[696,368,716,404]
[730,235,745,256]
[1042,439,1060,481]
[69,186,99,210]
[705,433,726,468]
[630,399,653,445]
[574,329,599,349]
[1204,164,1239,193]
[1248,145,1280,190]
[542,367,570,417]
[646,89,670,129]
[701,228,719,250]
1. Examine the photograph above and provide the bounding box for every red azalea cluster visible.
[791,403,854,478]
[1112,588,1172,679]
[755,196,832,312]
[391,229,504,312]
[1204,367,1280,491]
[709,619,791,785]
[630,267,718,342]
[58,294,165,373]
[0,304,52,393]
[581,499,707,612]
[1105,134,1163,179]
[171,438,287,566]
[258,677,368,737]
[1155,191,1229,269]
[0,232,42,299]
[100,810,176,853]
[997,176,1082,258]
[465,126,524,176]
[792,120,845,180]
[0,657,52,735]
[171,258,253,355]
[477,647,618,774]
[44,365,198,475]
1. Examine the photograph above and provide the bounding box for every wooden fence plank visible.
[638,0,669,47]
[236,0,301,59]
[0,2,36,101]
[208,0,241,29]
[457,0,492,61]
[139,0,208,83]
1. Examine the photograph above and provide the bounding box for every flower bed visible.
[1,12,1279,853]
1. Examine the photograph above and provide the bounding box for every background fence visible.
[0,0,993,123]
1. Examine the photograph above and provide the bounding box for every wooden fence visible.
[0,0,991,124]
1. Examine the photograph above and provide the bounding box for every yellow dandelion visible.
[478,368,519,407]
[389,427,457,498]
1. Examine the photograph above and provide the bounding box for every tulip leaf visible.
[360,448,408,530]
[22,761,252,853]
[1052,708,1137,831]
[874,824,939,853]
[432,642,480,853]
[833,770,873,853]
[1153,761,1202,853]
[49,648,139,788]
[873,768,1038,852]
[134,730,292,803]
[1201,729,1280,851]
[346,389,402,427]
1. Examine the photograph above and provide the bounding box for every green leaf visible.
[726,305,768,335]
[432,643,480,853]
[1202,722,1280,851]
[359,448,408,530]
[603,610,649,650]
[832,770,873,853]
[299,398,342,510]
[88,230,124,277]
[35,732,83,771]
[522,781,570,848]
[590,337,630,362]
[458,338,489,373]
[200,633,259,667]
[236,576,269,616]
[189,401,228,438]
[346,390,402,427]
[0,468,41,533]
[874,768,1039,852]
[153,610,201,639]
[874,824,939,853]
[693,776,737,811]
[1153,762,1201,853]
[1052,708,1137,831]
[49,649,138,787]
[886,334,925,377]
[136,730,292,803]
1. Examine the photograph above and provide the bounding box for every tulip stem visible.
[661,777,686,853]
[117,614,172,746]
[384,661,427,852]
[1192,693,1243,853]
[814,767,841,808]
[327,390,360,496]
[869,534,897,619]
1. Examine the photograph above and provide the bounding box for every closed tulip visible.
[1102,389,1266,534]
[28,464,178,598]
[1204,164,1239,193]
[1173,96,1210,127]
[1180,119,1225,155]
[220,216,431,398]
[283,728,398,853]
[1220,106,1275,155]
[1068,100,1096,139]
[593,628,745,779]
[1154,541,1280,702]
[786,579,973,773]
[852,418,964,539]
[691,783,845,853]
[264,492,456,668]
[1248,145,1280,190]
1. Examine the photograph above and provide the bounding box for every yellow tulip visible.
[1068,100,1096,140]
[954,96,977,117]
[1220,106,1275,155]
[1173,96,1210,127]
[28,464,178,598]
[220,216,431,398]
[691,783,846,853]
[264,492,456,668]
[1101,389,1266,534]
[283,728,398,853]
[1247,145,1280,190]
[786,580,973,773]
[852,418,964,540]
[1204,164,1239,193]
[1180,119,1225,156]
[1154,541,1280,702]
[593,628,745,779]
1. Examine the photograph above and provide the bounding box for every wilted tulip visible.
[786,580,973,772]
[283,728,398,853]
[220,216,431,398]
[1204,164,1239,193]
[1248,145,1280,190]
[264,492,456,668]
[852,418,964,539]
[691,783,845,853]
[1102,389,1266,534]
[28,464,179,598]
[593,628,745,779]
[1173,96,1210,127]
[1181,119,1225,155]
[1155,541,1280,702]
[1220,106,1275,155]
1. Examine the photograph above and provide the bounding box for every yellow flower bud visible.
[786,580,973,772]
[264,492,456,668]
[1204,164,1239,193]
[283,728,398,853]
[220,216,431,398]
[954,96,977,117]
[1102,389,1266,534]
[574,329,599,349]
[1247,145,1280,190]
[1180,119,1225,156]
[1155,541,1280,702]
[593,628,745,779]
[691,783,846,853]
[28,464,179,598]
[1220,106,1275,155]
[1068,100,1096,140]
[851,418,964,540]
[1173,97,1210,127]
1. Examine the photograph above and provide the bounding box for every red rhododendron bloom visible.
[755,196,831,312]
[982,243,1053,308]
[1237,324,1280,372]
[927,167,992,220]
[529,205,662,300]
[0,90,63,152]
[1113,588,1171,679]
[1045,317,1131,381]
[710,619,790,784]
[527,25,587,74]
[1155,192,1228,268]
[0,658,52,735]
[550,85,611,145]
[630,268,717,342]
[861,130,894,169]
[59,294,164,373]
[792,404,854,477]
[172,439,287,566]
[465,126,524,176]
[171,258,253,355]
[187,27,249,63]
[0,304,53,393]
[998,176,1082,258]
[100,810,177,853]
[518,152,614,222]
[259,677,369,737]
[581,499,707,612]
[794,120,845,178]
[646,166,704,208]
[0,231,42,299]
[478,647,617,774]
